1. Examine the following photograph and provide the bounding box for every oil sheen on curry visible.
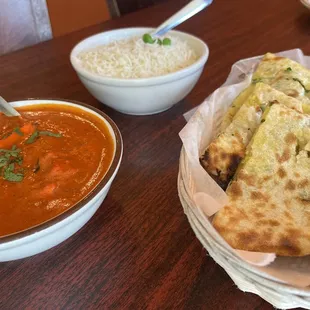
[0,104,114,237]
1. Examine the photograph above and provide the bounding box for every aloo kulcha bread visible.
[221,53,310,131]
[220,84,255,132]
[200,83,303,189]
[252,53,310,106]
[213,103,310,256]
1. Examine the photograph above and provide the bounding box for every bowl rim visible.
[0,98,123,244]
[70,27,209,87]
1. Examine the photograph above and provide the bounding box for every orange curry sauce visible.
[0,104,114,237]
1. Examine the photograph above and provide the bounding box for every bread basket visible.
[178,147,310,309]
[178,48,310,308]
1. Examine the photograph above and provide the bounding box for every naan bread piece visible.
[220,85,255,132]
[200,83,302,189]
[253,53,310,105]
[222,53,310,130]
[213,104,310,256]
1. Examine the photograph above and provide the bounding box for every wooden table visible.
[0,0,309,308]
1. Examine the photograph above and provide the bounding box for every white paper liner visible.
[180,48,310,288]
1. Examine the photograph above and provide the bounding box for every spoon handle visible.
[0,97,20,117]
[152,0,213,37]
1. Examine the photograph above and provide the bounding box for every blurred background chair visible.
[47,0,119,37]
[116,0,168,15]
[0,0,53,55]
[0,0,168,56]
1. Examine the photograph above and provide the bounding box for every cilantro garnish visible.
[26,130,62,144]
[13,127,24,136]
[0,146,24,182]
[3,163,23,182]
[252,78,263,84]
[39,131,62,138]
[25,131,40,144]
[292,78,310,93]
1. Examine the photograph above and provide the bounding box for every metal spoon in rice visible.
[0,96,20,117]
[151,0,213,38]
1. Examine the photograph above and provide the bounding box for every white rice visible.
[76,35,199,79]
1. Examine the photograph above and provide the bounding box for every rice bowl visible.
[70,27,209,115]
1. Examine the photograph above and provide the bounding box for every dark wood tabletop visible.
[0,0,309,309]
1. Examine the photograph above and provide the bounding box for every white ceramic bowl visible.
[0,99,122,262]
[70,27,209,115]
